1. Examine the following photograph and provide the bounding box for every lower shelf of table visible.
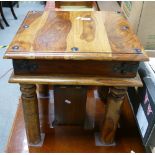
[5,89,145,153]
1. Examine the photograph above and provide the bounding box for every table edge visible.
[9,72,143,87]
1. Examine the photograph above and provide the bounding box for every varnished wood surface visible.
[9,72,143,87]
[4,11,148,61]
[5,11,111,58]
[37,84,49,96]
[13,59,139,78]
[101,87,127,144]
[5,89,145,153]
[55,2,93,8]
[54,85,87,125]
[20,84,41,145]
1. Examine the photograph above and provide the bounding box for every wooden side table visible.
[4,11,149,147]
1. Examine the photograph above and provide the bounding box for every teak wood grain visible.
[100,87,127,144]
[55,1,94,8]
[9,72,143,87]
[5,90,145,153]
[4,10,147,149]
[54,85,87,125]
[12,59,139,77]
[4,11,148,61]
[20,84,41,145]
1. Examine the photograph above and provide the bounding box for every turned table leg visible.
[97,86,109,102]
[37,84,49,96]
[100,86,127,144]
[20,84,44,146]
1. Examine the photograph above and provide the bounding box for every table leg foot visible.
[100,86,127,144]
[28,133,45,147]
[95,132,116,146]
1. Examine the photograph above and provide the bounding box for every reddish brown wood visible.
[37,84,49,96]
[97,86,109,102]
[4,11,148,62]
[4,11,148,82]
[9,72,143,87]
[55,1,93,8]
[13,59,139,78]
[100,87,127,144]
[5,89,145,153]
[20,84,41,145]
[3,10,148,151]
[54,85,87,125]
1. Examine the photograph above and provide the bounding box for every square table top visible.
[4,11,148,61]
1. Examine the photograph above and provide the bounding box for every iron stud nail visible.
[12,45,19,50]
[71,47,79,52]
[23,24,29,28]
